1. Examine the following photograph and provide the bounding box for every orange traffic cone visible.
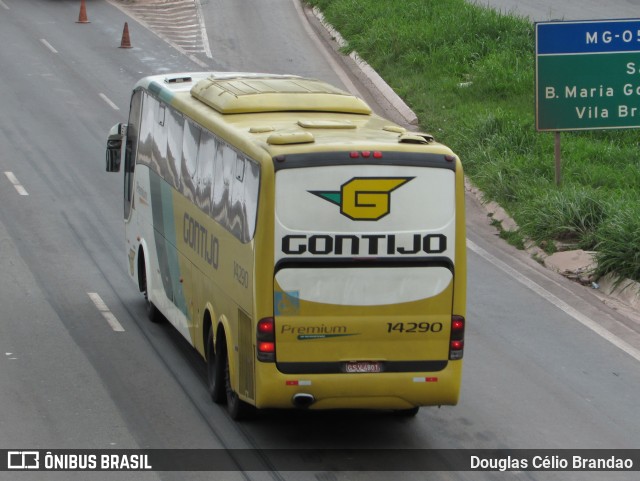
[119,22,132,48]
[76,0,90,23]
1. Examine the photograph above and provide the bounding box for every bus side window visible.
[243,159,260,242]
[152,102,169,185]
[166,108,184,191]
[229,153,245,240]
[213,144,235,230]
[211,140,225,222]
[196,130,216,214]
[136,92,155,168]
[181,119,201,202]
[124,90,142,220]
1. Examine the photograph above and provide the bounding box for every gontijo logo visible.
[310,177,413,220]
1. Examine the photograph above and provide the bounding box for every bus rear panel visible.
[257,152,465,410]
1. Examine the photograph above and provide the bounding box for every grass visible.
[307,0,640,285]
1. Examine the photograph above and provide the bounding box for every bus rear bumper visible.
[252,361,462,410]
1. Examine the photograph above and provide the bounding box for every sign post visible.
[554,131,561,187]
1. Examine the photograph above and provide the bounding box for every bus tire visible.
[222,345,253,420]
[139,253,162,324]
[146,298,162,323]
[206,328,226,404]
[393,406,420,417]
[138,264,163,324]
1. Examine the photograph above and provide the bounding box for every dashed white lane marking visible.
[0,0,9,10]
[4,172,29,196]
[40,38,58,54]
[88,293,125,332]
[467,239,640,364]
[99,93,120,111]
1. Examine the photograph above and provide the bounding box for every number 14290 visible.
[386,322,443,333]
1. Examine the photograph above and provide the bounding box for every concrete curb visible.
[598,275,640,311]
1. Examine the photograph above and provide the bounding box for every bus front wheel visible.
[139,253,162,323]
[145,296,162,323]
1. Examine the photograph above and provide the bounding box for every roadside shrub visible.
[594,208,640,284]
[517,187,609,250]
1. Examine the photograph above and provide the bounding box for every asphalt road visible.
[0,1,639,480]
[473,0,640,22]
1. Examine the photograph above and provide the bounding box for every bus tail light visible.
[449,315,465,360]
[257,317,275,362]
[349,151,383,159]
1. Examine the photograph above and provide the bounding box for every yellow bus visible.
[106,72,466,419]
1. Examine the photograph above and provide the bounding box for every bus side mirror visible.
[106,123,126,172]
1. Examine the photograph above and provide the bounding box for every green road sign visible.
[536,20,640,131]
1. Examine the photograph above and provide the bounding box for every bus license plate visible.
[345,361,381,373]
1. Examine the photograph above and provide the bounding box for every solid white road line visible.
[88,292,125,332]
[4,172,29,196]
[467,239,640,364]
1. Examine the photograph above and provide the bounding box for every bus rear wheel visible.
[393,406,420,417]
[206,328,226,404]
[222,345,253,420]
